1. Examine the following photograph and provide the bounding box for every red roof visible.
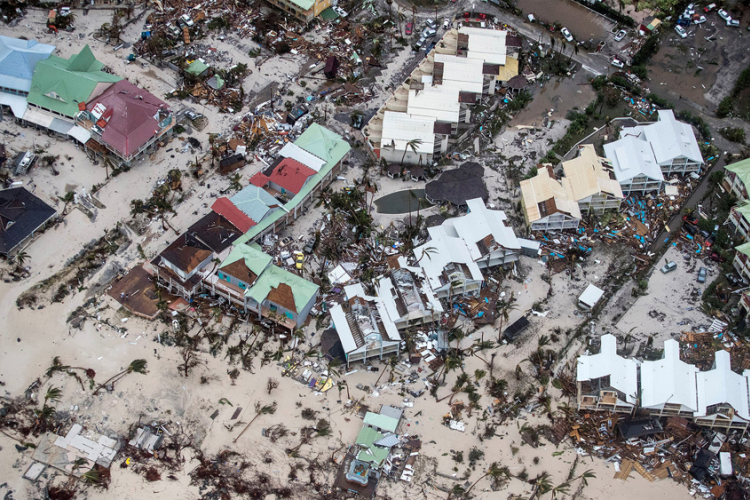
[86,79,170,159]
[211,197,255,233]
[267,158,316,195]
[249,172,270,188]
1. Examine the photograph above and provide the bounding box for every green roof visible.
[27,45,122,118]
[735,202,750,222]
[230,185,279,223]
[186,59,209,76]
[726,158,750,194]
[319,7,339,20]
[236,124,350,245]
[220,244,272,276]
[736,241,750,257]
[287,0,315,10]
[245,263,318,313]
[354,427,389,466]
[363,412,398,433]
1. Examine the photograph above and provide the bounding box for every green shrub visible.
[645,93,673,109]
[717,96,733,118]
[719,126,746,144]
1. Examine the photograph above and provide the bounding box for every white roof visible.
[407,87,460,123]
[576,334,639,404]
[330,303,358,353]
[433,54,484,94]
[628,110,704,166]
[695,350,750,420]
[380,111,435,154]
[641,340,698,411]
[443,198,520,261]
[327,264,352,285]
[278,142,326,172]
[460,27,507,65]
[603,135,664,184]
[414,225,483,291]
[330,284,403,355]
[0,92,28,118]
[578,284,604,308]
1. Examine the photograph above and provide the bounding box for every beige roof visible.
[563,145,625,201]
[497,56,519,81]
[520,166,581,223]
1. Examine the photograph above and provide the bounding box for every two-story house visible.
[723,158,750,202]
[563,145,624,214]
[151,212,241,298]
[374,262,443,331]
[208,244,319,330]
[520,165,582,232]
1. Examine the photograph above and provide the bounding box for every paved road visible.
[388,0,611,76]
[649,156,726,253]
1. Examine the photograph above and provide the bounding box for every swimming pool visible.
[374,189,433,214]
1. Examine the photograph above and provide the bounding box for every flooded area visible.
[510,71,597,126]
[374,189,432,214]
[515,0,615,43]
[648,21,746,109]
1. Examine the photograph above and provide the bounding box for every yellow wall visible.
[313,0,331,17]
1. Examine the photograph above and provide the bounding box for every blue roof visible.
[0,35,55,93]
[230,185,280,223]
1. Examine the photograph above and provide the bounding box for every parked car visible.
[692,14,707,24]
[699,229,710,240]
[426,19,437,29]
[303,239,315,255]
[661,261,677,274]
[333,6,348,17]
[405,22,413,35]
[718,8,731,21]
[674,25,688,38]
[415,36,425,48]
[677,17,691,27]
[685,3,695,15]
[185,110,201,121]
[443,18,451,29]
[614,29,627,41]
[682,214,698,225]
[705,234,716,247]
[727,274,745,286]
[704,3,716,12]
[294,251,304,270]
[697,267,707,283]
[728,18,740,27]
[561,27,573,42]
[180,13,194,27]
[710,251,726,263]
[611,58,625,68]
[422,27,437,38]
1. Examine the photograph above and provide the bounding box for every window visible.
[285,311,294,319]
[269,304,277,312]
[218,272,224,280]
[239,282,246,289]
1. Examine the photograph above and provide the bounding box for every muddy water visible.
[515,0,615,43]
[509,71,597,126]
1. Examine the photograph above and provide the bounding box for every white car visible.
[561,27,573,42]
[611,58,624,68]
[422,28,436,38]
[443,17,451,29]
[718,9,731,21]
[692,15,706,24]
[180,14,194,27]
[674,25,687,38]
[728,18,740,27]
[614,29,626,41]
[333,6,348,17]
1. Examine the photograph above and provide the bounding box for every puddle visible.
[374,189,432,214]
[510,71,597,126]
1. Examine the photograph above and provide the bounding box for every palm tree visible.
[448,328,466,355]
[102,156,116,179]
[529,472,554,500]
[400,138,423,165]
[93,359,148,395]
[233,401,277,443]
[14,250,29,268]
[465,462,510,495]
[414,245,437,265]
[59,191,75,214]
